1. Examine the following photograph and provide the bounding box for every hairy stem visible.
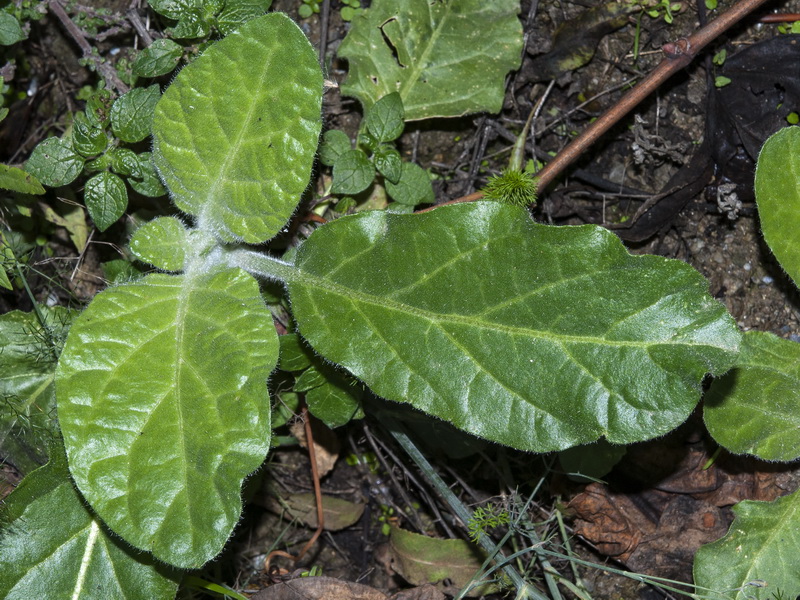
[223,248,296,283]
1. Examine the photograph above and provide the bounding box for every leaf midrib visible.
[200,48,273,229]
[397,2,449,107]
[293,269,714,350]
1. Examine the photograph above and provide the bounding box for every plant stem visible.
[437,0,775,207]
[223,248,296,283]
[47,0,130,94]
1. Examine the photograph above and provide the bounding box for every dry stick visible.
[48,0,130,94]
[264,405,325,572]
[433,0,775,209]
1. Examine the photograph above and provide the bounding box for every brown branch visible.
[47,0,130,94]
[435,0,775,208]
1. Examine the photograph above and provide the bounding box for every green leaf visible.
[215,0,273,35]
[319,129,352,167]
[102,258,145,284]
[331,149,375,195]
[278,333,314,371]
[111,84,161,143]
[110,148,143,178]
[25,137,85,187]
[305,368,362,428]
[152,13,322,243]
[132,38,184,78]
[0,267,11,290]
[364,92,404,143]
[0,442,180,600]
[704,331,800,462]
[72,112,109,157]
[0,308,74,474]
[374,145,402,184]
[558,439,626,483]
[129,152,167,198]
[149,0,212,38]
[129,216,188,271]
[57,268,277,568]
[694,487,800,600]
[755,126,800,288]
[385,161,433,205]
[0,11,26,45]
[0,164,45,195]
[286,203,740,452]
[84,172,128,231]
[338,0,523,120]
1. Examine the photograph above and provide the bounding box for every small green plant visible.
[23,83,166,234]
[639,0,683,23]
[467,503,510,542]
[319,92,434,210]
[298,0,320,19]
[481,167,538,207]
[339,0,362,22]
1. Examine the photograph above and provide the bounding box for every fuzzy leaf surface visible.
[694,488,800,600]
[57,268,277,568]
[338,0,523,120]
[755,126,800,288]
[152,13,322,243]
[287,203,740,452]
[129,216,188,272]
[705,331,800,461]
[0,444,180,600]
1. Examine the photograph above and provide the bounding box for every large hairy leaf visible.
[705,331,800,462]
[0,443,179,600]
[287,203,740,452]
[152,13,322,244]
[338,0,523,120]
[0,308,74,474]
[755,126,800,288]
[57,268,276,568]
[694,488,800,600]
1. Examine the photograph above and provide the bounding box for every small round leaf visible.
[25,138,85,187]
[129,216,188,272]
[111,84,161,143]
[385,161,433,205]
[331,149,375,195]
[85,172,128,231]
[132,39,183,78]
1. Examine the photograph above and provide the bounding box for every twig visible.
[264,404,325,572]
[319,0,331,68]
[126,8,154,46]
[47,0,130,94]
